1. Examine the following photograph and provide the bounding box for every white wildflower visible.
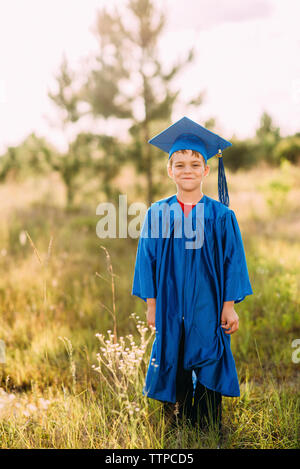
[19,231,27,246]
[27,403,37,412]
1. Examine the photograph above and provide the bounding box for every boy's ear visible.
[167,163,173,179]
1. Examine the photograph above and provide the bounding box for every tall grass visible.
[0,165,299,448]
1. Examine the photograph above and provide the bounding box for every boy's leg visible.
[175,326,194,422]
[162,401,176,428]
[162,325,193,425]
[192,381,222,432]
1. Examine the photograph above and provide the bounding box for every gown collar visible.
[173,193,206,207]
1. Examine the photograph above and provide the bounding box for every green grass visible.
[0,166,299,448]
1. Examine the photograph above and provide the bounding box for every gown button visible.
[182,316,184,320]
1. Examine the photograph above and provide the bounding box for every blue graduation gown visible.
[131,194,253,402]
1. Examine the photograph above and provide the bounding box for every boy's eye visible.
[176,164,200,167]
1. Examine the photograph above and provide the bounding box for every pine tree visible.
[83,0,200,205]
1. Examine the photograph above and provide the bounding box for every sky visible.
[0,0,300,153]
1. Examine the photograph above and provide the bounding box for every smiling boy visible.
[132,117,253,432]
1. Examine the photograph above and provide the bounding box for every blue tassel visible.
[218,152,230,207]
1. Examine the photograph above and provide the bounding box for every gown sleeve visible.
[222,209,253,304]
[131,207,157,303]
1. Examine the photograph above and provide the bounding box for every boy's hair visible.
[167,149,207,169]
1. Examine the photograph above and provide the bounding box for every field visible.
[0,161,299,449]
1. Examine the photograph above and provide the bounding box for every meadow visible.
[0,160,299,449]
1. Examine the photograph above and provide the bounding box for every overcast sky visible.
[0,0,300,153]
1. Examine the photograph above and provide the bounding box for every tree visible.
[256,112,280,141]
[223,138,260,172]
[44,132,123,208]
[48,56,124,207]
[273,135,300,165]
[0,134,56,183]
[80,0,201,205]
[47,1,202,206]
[255,112,281,165]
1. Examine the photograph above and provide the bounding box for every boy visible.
[131,117,253,432]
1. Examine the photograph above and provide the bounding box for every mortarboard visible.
[148,116,232,207]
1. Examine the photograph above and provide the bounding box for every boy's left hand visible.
[221,306,239,334]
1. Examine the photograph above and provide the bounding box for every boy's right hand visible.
[146,298,156,327]
[146,307,156,328]
[146,298,156,328]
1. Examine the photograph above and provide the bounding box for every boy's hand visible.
[221,304,239,335]
[146,298,156,329]
[146,307,156,328]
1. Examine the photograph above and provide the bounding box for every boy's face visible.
[167,150,210,191]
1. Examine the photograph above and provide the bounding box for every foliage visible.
[0,134,57,182]
[254,112,281,166]
[273,135,300,165]
[52,0,201,205]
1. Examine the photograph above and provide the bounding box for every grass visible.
[0,161,299,448]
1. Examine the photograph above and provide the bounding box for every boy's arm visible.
[131,207,157,303]
[146,298,156,328]
[222,210,253,304]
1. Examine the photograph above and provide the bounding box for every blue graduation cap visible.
[148,116,232,207]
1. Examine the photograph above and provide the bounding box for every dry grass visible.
[0,161,299,448]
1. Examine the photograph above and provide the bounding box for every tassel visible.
[217,149,230,207]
